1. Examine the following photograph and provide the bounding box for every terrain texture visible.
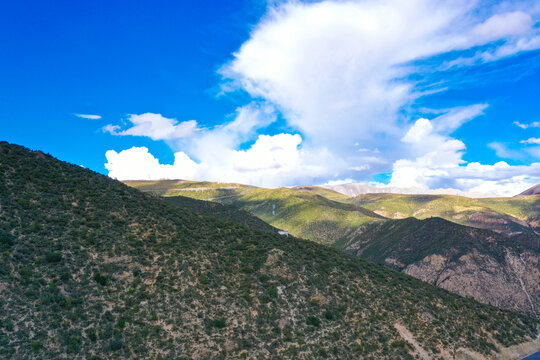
[344,217,540,319]
[127,180,540,319]
[1,142,539,359]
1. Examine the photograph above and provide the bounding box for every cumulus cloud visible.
[105,133,339,187]
[104,0,540,194]
[75,114,101,120]
[389,119,540,195]
[222,1,537,147]
[103,113,198,140]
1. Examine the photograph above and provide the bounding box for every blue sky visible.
[1,0,540,195]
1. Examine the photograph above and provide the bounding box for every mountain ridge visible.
[2,141,539,359]
[519,184,540,196]
[127,179,540,319]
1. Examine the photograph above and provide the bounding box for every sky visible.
[1,0,540,196]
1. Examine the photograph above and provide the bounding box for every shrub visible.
[306,316,320,327]
[31,341,43,352]
[45,252,62,263]
[94,273,108,286]
[110,338,124,351]
[212,318,226,329]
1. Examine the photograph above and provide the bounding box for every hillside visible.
[352,193,539,235]
[164,195,278,233]
[519,184,540,196]
[128,181,385,245]
[128,180,540,320]
[123,179,254,200]
[323,183,490,198]
[1,142,539,359]
[343,217,540,319]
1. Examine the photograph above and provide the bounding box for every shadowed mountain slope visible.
[344,217,540,319]
[1,142,539,359]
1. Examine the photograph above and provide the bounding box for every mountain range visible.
[1,142,539,359]
[126,179,540,320]
[323,183,493,198]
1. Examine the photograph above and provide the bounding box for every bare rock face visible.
[404,249,539,319]
[345,217,540,319]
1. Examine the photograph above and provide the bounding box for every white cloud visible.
[75,114,101,120]
[390,118,466,189]
[105,133,339,187]
[104,0,540,195]
[521,137,540,144]
[515,121,540,129]
[431,104,488,133]
[488,142,524,159]
[389,119,540,195]
[222,1,537,145]
[104,113,199,140]
[458,176,538,197]
[470,11,534,43]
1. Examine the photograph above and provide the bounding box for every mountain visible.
[323,183,492,198]
[130,180,539,237]
[164,195,278,233]
[352,193,540,235]
[519,184,540,196]
[2,141,539,359]
[127,180,540,319]
[123,179,255,200]
[128,181,385,246]
[343,217,540,319]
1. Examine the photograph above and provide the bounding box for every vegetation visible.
[352,193,539,235]
[128,181,385,245]
[1,141,538,359]
[345,217,536,265]
[165,195,278,233]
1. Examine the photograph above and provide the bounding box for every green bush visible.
[212,318,226,329]
[45,252,62,263]
[306,316,320,327]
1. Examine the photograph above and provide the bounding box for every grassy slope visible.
[127,181,385,246]
[1,142,538,359]
[164,195,278,233]
[124,180,254,200]
[352,193,539,234]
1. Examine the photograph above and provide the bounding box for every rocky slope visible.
[1,141,539,359]
[519,184,540,196]
[343,217,540,319]
[127,180,540,320]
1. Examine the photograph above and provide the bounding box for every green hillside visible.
[164,195,278,233]
[2,142,539,359]
[352,193,539,235]
[124,179,253,200]
[128,181,384,245]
